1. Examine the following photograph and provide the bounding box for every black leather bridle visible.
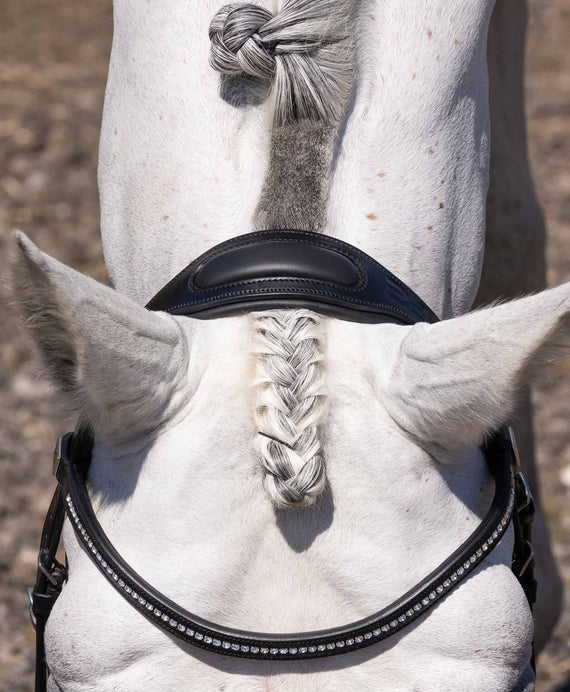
[28,230,537,690]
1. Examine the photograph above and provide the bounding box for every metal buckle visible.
[38,548,59,586]
[37,548,66,587]
[52,436,64,477]
[27,586,37,629]
[515,471,533,514]
[507,426,521,468]
[517,539,535,578]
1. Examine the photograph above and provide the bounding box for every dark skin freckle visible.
[366,213,378,220]
[439,202,444,209]
[377,172,385,178]
[427,29,433,39]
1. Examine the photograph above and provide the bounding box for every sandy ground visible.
[0,0,568,689]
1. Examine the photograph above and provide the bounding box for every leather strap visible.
[146,230,440,325]
[51,428,516,660]
[29,455,68,692]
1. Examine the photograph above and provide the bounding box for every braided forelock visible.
[252,310,327,508]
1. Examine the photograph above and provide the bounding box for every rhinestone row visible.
[65,487,514,656]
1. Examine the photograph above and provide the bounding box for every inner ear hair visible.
[9,232,81,398]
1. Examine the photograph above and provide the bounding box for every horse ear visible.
[9,232,189,442]
[384,284,570,450]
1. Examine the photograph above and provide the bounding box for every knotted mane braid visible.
[209,0,353,508]
[208,0,351,125]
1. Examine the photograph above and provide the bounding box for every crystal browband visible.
[56,429,518,660]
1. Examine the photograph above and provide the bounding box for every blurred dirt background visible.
[0,0,568,689]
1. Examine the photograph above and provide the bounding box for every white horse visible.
[11,0,569,689]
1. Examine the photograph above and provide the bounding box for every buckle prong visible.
[27,586,37,628]
[515,471,533,514]
[37,548,66,587]
[517,540,535,578]
[53,436,63,477]
[507,427,521,468]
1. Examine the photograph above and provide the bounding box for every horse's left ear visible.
[9,232,190,443]
[383,284,570,451]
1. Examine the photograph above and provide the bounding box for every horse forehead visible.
[100,0,495,310]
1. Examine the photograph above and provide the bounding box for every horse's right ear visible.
[9,232,190,443]
[383,283,570,451]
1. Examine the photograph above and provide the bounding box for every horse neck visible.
[99,0,494,319]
